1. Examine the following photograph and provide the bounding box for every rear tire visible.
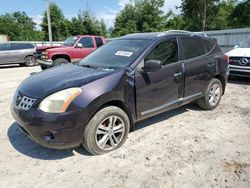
[197,78,222,110]
[52,58,69,67]
[82,106,130,155]
[24,56,36,67]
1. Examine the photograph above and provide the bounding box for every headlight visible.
[39,88,82,113]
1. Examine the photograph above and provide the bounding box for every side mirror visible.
[143,60,162,72]
[77,43,83,48]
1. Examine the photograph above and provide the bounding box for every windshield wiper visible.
[80,64,115,70]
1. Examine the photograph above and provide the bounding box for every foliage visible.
[180,0,220,31]
[41,3,69,41]
[164,10,186,30]
[41,4,108,40]
[111,0,165,37]
[0,1,249,41]
[0,11,44,41]
[68,10,107,37]
[111,4,138,37]
[210,0,236,30]
[230,0,250,28]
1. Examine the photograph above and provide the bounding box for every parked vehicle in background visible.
[11,31,228,155]
[35,35,107,70]
[0,43,36,66]
[227,37,250,77]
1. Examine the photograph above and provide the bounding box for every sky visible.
[0,0,182,28]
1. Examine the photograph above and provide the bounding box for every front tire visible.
[197,78,222,110]
[52,58,69,67]
[24,56,36,67]
[82,106,130,155]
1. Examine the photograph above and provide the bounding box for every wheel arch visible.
[24,54,34,60]
[24,55,35,62]
[214,75,226,95]
[98,100,135,132]
[52,54,71,62]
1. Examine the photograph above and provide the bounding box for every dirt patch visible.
[0,66,250,188]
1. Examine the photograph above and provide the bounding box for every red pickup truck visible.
[35,35,107,70]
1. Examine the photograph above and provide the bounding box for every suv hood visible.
[226,48,250,57]
[36,45,66,51]
[18,64,116,99]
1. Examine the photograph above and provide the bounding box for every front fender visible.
[69,69,136,124]
[49,52,71,60]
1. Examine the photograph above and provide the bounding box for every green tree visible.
[112,0,165,37]
[181,0,220,31]
[41,3,69,41]
[230,0,250,28]
[164,10,186,30]
[0,11,44,41]
[69,9,107,37]
[210,0,236,30]
[136,0,165,32]
[112,4,137,37]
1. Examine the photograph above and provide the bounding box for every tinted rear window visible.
[95,37,104,47]
[10,43,34,50]
[180,37,207,60]
[0,44,8,51]
[201,39,215,53]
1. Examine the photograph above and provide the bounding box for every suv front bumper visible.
[229,65,250,77]
[11,103,89,150]
[36,58,53,68]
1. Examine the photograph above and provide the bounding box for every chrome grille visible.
[229,57,250,67]
[34,50,46,59]
[15,93,36,110]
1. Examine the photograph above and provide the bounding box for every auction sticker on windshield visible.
[115,51,133,57]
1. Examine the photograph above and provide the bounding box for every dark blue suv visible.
[11,31,229,155]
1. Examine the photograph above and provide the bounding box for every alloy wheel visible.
[95,116,125,151]
[208,83,221,106]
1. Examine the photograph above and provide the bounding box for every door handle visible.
[207,63,215,67]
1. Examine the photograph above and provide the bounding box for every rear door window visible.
[78,37,94,48]
[95,37,104,47]
[9,43,19,50]
[21,43,34,49]
[180,37,207,60]
[0,44,8,51]
[10,43,34,50]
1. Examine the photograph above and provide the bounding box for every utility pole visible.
[45,0,53,45]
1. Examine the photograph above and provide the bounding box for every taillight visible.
[224,54,229,63]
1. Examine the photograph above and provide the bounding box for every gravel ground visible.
[0,65,250,188]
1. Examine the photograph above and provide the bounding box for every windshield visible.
[63,36,79,46]
[239,38,250,48]
[79,39,150,68]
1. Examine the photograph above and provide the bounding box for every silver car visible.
[0,43,36,66]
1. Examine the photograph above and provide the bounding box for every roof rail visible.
[193,32,208,37]
[167,30,191,33]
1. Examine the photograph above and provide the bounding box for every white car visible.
[226,37,250,77]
